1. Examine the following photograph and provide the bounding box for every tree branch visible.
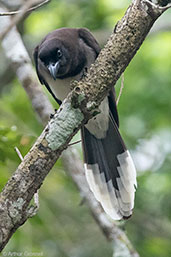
[0,0,50,16]
[0,0,49,40]
[0,0,169,252]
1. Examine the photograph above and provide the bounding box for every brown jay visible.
[33,27,137,220]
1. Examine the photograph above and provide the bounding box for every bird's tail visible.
[81,109,137,220]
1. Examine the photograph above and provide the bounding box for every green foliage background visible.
[0,0,171,256]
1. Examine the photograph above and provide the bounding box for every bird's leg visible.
[81,66,88,79]
[50,108,58,119]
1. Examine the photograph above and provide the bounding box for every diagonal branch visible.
[0,0,169,252]
[0,0,49,40]
[0,0,50,16]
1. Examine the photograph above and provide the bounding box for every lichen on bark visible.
[45,101,84,151]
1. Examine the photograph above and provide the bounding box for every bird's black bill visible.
[48,62,60,80]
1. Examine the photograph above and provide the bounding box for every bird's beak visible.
[47,62,60,80]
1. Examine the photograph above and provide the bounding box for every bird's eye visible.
[57,49,62,58]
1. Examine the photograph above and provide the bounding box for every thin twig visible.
[0,0,49,40]
[142,0,171,10]
[0,0,50,16]
[117,73,124,105]
[68,140,82,147]
[15,146,24,161]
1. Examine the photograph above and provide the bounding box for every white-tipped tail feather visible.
[85,163,122,220]
[84,150,137,220]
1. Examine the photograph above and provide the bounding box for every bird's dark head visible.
[38,39,71,80]
[35,28,99,81]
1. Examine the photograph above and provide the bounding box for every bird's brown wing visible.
[78,28,101,57]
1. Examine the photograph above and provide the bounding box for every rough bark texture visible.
[0,0,168,252]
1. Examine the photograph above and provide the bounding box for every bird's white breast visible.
[43,72,82,101]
